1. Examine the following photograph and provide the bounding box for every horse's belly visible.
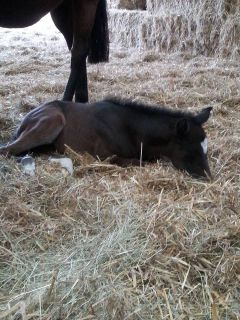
[0,1,61,28]
[0,15,42,28]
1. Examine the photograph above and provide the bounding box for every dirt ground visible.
[0,15,239,320]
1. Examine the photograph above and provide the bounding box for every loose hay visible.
[0,13,240,320]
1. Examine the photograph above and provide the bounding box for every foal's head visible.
[169,107,212,179]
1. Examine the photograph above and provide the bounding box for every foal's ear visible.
[176,118,190,136]
[195,107,212,124]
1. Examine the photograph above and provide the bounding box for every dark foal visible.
[0,98,212,178]
[0,0,109,102]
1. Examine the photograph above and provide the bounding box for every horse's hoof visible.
[21,155,36,176]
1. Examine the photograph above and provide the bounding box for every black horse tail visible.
[88,0,109,64]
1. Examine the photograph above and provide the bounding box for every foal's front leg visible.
[109,156,145,167]
[0,114,65,156]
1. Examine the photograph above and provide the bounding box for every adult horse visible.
[0,0,109,102]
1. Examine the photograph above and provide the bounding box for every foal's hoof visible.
[49,157,73,175]
[21,155,36,176]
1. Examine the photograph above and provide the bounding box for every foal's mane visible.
[103,97,195,119]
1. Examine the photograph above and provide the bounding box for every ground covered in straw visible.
[0,15,240,320]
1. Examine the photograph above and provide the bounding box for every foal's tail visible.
[88,0,109,64]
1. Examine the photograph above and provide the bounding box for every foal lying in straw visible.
[0,98,212,178]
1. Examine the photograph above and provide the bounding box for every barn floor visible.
[0,15,240,320]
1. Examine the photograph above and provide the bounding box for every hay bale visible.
[109,10,146,48]
[146,0,240,15]
[111,0,146,10]
[108,0,240,58]
[109,10,205,53]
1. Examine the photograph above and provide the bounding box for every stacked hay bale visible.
[108,0,240,58]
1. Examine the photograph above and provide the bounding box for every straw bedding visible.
[0,11,240,320]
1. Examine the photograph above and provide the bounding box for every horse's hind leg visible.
[51,0,103,102]
[50,1,73,50]
[50,1,76,101]
[0,113,65,156]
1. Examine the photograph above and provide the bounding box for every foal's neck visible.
[134,111,178,141]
